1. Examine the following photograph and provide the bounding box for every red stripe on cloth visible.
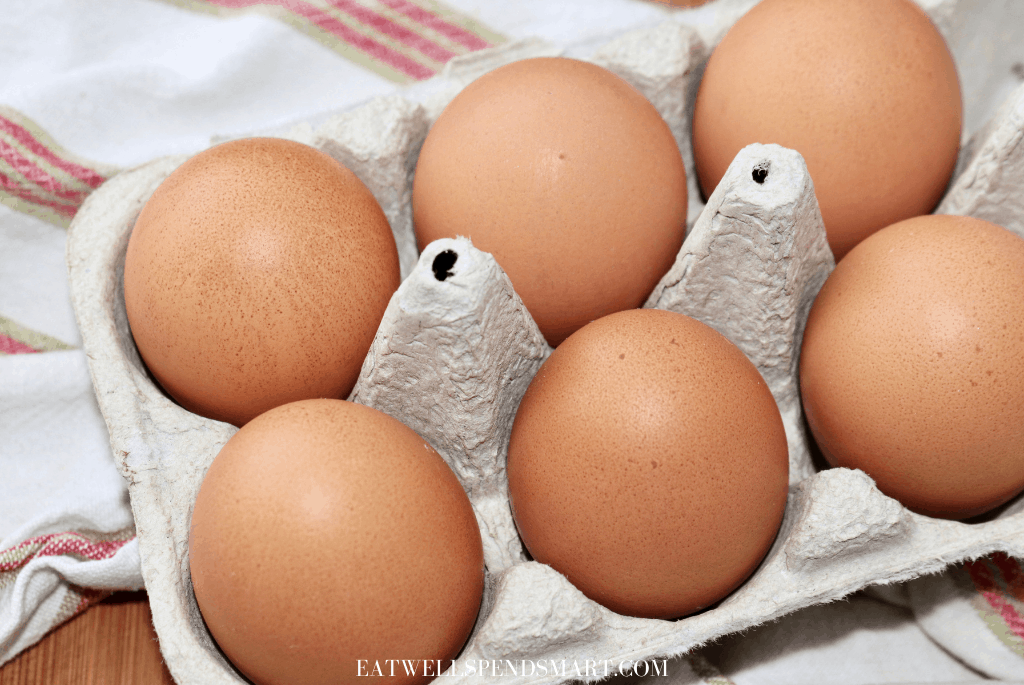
[208,0,435,79]
[74,587,111,615]
[0,168,78,218]
[0,333,38,355]
[0,115,106,189]
[0,138,91,205]
[0,531,134,573]
[378,0,490,51]
[966,557,1024,640]
[990,553,1024,604]
[329,0,456,63]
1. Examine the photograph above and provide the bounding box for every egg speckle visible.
[412,57,688,346]
[800,215,1024,519]
[692,0,962,261]
[188,399,484,685]
[507,309,788,619]
[123,138,400,427]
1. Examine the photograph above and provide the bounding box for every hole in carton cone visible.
[432,250,458,281]
[752,162,770,184]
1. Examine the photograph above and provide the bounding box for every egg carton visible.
[66,2,1024,684]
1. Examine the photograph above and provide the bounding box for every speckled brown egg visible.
[506,309,789,619]
[800,215,1024,519]
[188,399,485,685]
[123,138,400,427]
[412,57,688,347]
[692,0,962,261]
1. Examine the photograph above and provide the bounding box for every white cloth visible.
[0,351,142,663]
[4,0,1024,681]
[4,0,677,671]
[1,0,673,169]
[705,593,983,685]
[908,567,1024,681]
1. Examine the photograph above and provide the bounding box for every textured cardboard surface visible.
[66,2,1024,683]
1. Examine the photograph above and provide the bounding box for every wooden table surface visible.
[0,591,176,685]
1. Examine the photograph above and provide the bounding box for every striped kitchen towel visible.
[0,100,134,663]
[0,107,119,230]
[0,528,140,665]
[7,0,1024,680]
[0,348,144,666]
[159,0,505,82]
[909,553,1024,680]
[0,0,507,667]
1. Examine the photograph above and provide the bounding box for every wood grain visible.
[0,591,176,685]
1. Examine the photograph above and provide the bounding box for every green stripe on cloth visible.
[964,554,1024,659]
[0,192,75,229]
[0,315,75,354]
[0,106,118,228]
[158,0,505,83]
[410,0,505,46]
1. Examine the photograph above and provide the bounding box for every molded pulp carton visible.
[67,1,1024,682]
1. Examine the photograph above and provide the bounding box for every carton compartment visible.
[67,3,1024,683]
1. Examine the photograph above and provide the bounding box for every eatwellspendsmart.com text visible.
[356,658,670,678]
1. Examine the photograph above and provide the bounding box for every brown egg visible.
[506,309,789,619]
[800,215,1024,519]
[189,399,485,685]
[123,138,400,427]
[692,0,962,261]
[412,57,688,346]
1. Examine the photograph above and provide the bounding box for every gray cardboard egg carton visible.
[66,1,1024,683]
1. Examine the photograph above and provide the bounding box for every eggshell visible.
[412,57,688,346]
[188,399,484,685]
[123,138,400,427]
[507,309,789,619]
[64,5,1024,685]
[692,0,963,261]
[799,214,1024,519]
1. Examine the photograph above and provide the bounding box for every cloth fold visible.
[908,559,1024,681]
[5,0,1024,681]
[0,351,142,666]
[703,593,984,685]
